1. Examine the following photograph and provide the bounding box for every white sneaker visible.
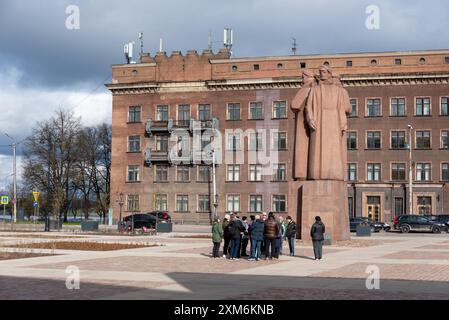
[223,255,226,258]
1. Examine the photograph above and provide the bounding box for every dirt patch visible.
[0,251,55,261]
[5,241,160,251]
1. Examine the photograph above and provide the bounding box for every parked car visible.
[349,217,382,233]
[122,212,171,230]
[425,215,449,231]
[394,215,447,234]
[123,214,157,229]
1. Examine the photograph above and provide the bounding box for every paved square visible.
[1,228,449,300]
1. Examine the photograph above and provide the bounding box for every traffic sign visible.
[33,202,39,208]
[33,192,40,202]
[1,196,9,205]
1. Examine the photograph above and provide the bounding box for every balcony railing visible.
[146,118,220,135]
[144,149,170,166]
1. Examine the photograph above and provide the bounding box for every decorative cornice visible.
[106,72,449,95]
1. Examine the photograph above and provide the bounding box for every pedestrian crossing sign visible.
[1,196,9,205]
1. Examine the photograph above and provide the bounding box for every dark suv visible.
[394,215,447,234]
[425,215,449,230]
[122,212,171,230]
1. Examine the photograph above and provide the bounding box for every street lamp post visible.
[408,125,414,215]
[212,148,218,221]
[4,133,17,223]
[118,192,124,231]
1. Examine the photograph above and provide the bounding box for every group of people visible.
[212,212,326,261]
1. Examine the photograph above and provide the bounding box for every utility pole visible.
[408,125,414,215]
[4,133,17,223]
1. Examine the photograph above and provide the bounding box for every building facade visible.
[107,49,449,224]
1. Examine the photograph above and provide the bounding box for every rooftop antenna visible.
[208,31,212,50]
[139,32,144,61]
[124,41,135,64]
[224,27,233,56]
[159,38,164,53]
[291,37,297,55]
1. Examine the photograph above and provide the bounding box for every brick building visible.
[107,49,449,224]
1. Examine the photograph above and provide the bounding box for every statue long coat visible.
[305,82,352,181]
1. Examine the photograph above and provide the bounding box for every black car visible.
[123,214,157,229]
[425,215,449,230]
[349,217,382,233]
[395,215,447,234]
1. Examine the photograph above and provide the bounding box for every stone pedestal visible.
[288,180,350,241]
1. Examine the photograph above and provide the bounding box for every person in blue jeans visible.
[229,214,243,260]
[248,215,264,261]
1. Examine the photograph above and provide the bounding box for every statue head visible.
[302,69,316,86]
[319,65,332,81]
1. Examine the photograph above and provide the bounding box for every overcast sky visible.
[0,0,448,188]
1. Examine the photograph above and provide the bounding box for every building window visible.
[445,57,449,64]
[128,136,141,152]
[416,131,431,149]
[249,195,263,213]
[416,163,431,181]
[249,102,264,120]
[198,166,211,182]
[395,58,402,65]
[442,97,449,116]
[442,131,449,149]
[227,194,240,213]
[391,163,406,181]
[127,195,139,212]
[273,101,287,119]
[419,57,426,65]
[198,104,211,121]
[249,132,264,151]
[177,166,190,182]
[178,105,190,125]
[198,195,210,212]
[371,59,378,66]
[227,165,240,182]
[253,64,260,71]
[393,198,404,217]
[232,65,238,72]
[323,61,330,67]
[391,98,406,116]
[347,132,357,150]
[127,165,140,182]
[416,97,431,116]
[273,132,287,150]
[155,165,169,182]
[156,105,169,121]
[249,164,263,182]
[128,106,141,123]
[367,163,381,182]
[366,99,381,117]
[442,163,449,181]
[155,194,168,211]
[201,135,213,151]
[227,103,241,121]
[176,195,189,212]
[346,60,353,67]
[272,195,286,212]
[227,133,241,151]
[367,131,381,150]
[391,131,406,149]
[300,62,307,69]
[273,164,287,181]
[277,63,284,70]
[417,197,432,215]
[156,135,169,152]
[348,164,357,182]
[349,99,357,117]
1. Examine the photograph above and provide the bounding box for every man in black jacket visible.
[285,216,297,257]
[310,216,325,260]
